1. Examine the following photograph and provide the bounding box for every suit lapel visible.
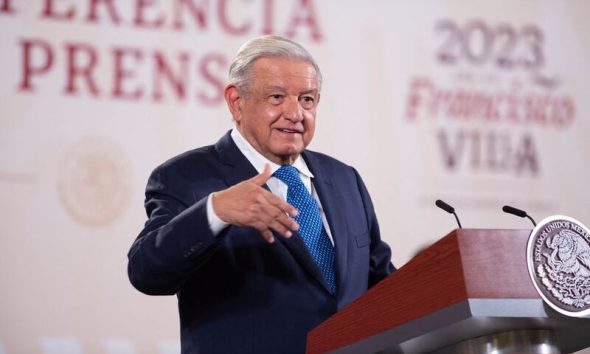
[279,232,333,292]
[215,132,259,186]
[302,151,349,296]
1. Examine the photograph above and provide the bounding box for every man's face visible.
[226,57,320,165]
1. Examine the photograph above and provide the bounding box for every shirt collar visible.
[230,128,314,179]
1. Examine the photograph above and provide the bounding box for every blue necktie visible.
[273,165,336,294]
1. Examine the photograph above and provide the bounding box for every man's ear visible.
[224,85,242,122]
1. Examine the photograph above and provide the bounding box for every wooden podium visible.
[306,229,590,354]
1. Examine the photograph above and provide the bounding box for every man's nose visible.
[283,96,304,122]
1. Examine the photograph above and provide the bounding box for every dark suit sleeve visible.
[353,168,396,287]
[127,165,220,296]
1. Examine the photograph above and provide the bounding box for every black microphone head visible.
[435,199,455,214]
[502,205,527,218]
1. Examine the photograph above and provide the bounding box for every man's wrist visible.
[207,193,229,236]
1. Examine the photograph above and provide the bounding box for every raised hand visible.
[211,164,299,243]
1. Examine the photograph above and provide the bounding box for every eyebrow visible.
[300,89,319,95]
[263,86,318,95]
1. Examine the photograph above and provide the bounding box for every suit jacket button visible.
[184,243,204,258]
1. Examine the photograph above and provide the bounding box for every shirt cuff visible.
[207,193,229,236]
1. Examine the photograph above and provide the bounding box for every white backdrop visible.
[1,0,589,352]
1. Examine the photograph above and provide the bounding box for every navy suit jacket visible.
[128,132,394,354]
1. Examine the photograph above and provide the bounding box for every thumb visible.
[249,163,272,186]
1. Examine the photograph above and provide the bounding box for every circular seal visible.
[527,215,590,317]
[58,137,131,227]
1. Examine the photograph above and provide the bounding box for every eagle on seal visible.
[546,229,590,277]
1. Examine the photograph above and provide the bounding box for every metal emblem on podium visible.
[527,215,590,317]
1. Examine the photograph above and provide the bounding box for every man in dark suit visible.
[128,35,394,354]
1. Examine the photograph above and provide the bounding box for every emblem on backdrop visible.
[58,137,131,227]
[527,215,590,317]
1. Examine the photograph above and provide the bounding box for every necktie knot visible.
[273,165,303,189]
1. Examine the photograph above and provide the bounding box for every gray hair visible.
[228,35,322,94]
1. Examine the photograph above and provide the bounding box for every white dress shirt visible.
[206,128,334,244]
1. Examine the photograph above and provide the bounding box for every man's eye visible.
[269,94,283,103]
[300,96,315,108]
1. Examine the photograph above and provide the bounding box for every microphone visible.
[502,205,537,227]
[435,199,462,229]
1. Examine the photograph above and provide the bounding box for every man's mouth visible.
[277,128,302,134]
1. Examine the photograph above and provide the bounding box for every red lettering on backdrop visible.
[17,38,231,104]
[112,47,144,100]
[6,0,325,41]
[218,0,252,35]
[436,129,540,175]
[198,53,226,105]
[437,129,464,170]
[514,135,539,175]
[285,0,322,41]
[405,77,575,130]
[134,0,164,29]
[86,0,121,24]
[10,0,325,104]
[0,0,16,14]
[18,39,54,92]
[64,42,100,96]
[405,78,434,121]
[173,0,208,30]
[41,0,75,21]
[152,51,189,101]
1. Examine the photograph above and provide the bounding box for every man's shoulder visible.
[304,149,355,172]
[157,144,218,172]
[154,131,236,174]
